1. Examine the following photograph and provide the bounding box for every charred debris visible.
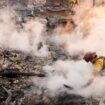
[11,0,76,30]
[0,48,87,105]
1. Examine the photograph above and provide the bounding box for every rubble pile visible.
[0,48,48,105]
[0,46,99,105]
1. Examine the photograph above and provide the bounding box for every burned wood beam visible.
[0,68,46,78]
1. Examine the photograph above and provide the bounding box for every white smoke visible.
[0,7,49,57]
[51,5,105,57]
[33,59,105,99]
[43,60,93,96]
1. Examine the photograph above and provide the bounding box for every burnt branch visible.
[0,68,46,78]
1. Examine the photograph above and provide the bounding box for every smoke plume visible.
[33,2,105,100]
[52,4,105,57]
[0,7,49,57]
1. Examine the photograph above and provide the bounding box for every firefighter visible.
[64,51,103,90]
[83,52,105,77]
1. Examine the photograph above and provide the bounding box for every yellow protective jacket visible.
[92,57,105,77]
